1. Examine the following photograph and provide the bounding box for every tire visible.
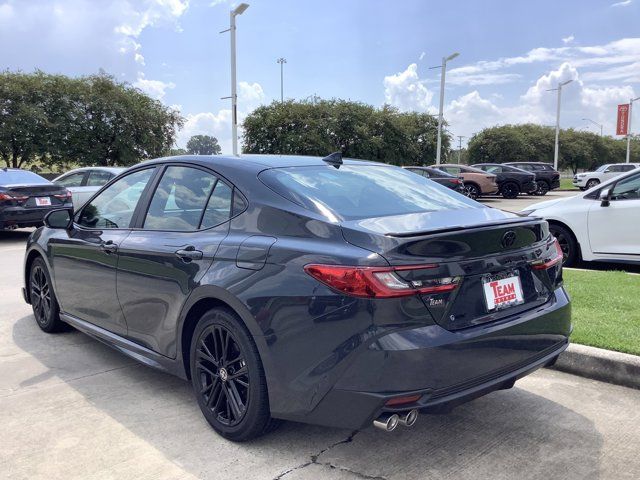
[29,257,67,333]
[586,179,600,190]
[501,182,520,199]
[534,180,550,196]
[549,224,579,267]
[463,183,480,200]
[190,307,278,441]
[579,187,586,191]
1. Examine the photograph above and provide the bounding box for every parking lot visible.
[2,193,640,480]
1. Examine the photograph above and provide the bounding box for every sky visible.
[1,0,639,153]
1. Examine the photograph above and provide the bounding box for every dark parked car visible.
[471,163,537,199]
[1,169,72,230]
[504,162,561,195]
[23,154,570,441]
[403,166,465,193]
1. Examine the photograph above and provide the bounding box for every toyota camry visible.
[22,154,571,441]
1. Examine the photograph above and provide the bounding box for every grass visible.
[563,269,640,356]
[559,178,578,190]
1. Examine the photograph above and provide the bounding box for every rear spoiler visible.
[385,216,542,238]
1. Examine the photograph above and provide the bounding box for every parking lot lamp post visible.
[277,57,287,102]
[582,117,603,137]
[434,52,459,165]
[221,3,249,156]
[548,79,573,171]
[626,96,640,163]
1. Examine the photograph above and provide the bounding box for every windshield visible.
[0,170,49,186]
[260,164,481,221]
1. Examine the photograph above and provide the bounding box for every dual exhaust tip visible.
[373,409,418,432]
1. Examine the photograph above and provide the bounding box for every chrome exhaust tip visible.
[373,413,400,432]
[398,409,418,427]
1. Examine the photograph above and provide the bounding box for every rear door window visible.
[87,170,115,187]
[56,172,86,187]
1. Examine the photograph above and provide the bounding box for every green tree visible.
[0,71,184,169]
[169,147,188,156]
[186,135,222,155]
[242,98,447,164]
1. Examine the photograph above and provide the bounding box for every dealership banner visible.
[617,104,629,136]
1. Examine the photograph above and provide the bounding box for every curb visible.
[549,343,640,390]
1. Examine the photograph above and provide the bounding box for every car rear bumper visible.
[291,286,571,430]
[0,204,71,228]
[550,178,561,189]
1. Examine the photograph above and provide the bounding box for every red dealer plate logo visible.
[482,272,524,311]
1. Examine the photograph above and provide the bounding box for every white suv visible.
[573,163,639,190]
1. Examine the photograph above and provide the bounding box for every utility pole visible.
[457,135,465,163]
[626,96,640,163]
[547,79,573,171]
[220,3,249,156]
[430,52,459,165]
[276,57,287,102]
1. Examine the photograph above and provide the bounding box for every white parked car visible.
[572,163,639,190]
[522,168,640,266]
[53,167,124,207]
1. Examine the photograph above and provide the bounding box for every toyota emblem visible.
[501,231,517,248]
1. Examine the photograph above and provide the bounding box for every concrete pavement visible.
[2,226,640,480]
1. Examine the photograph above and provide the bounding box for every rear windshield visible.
[0,170,49,186]
[259,164,481,221]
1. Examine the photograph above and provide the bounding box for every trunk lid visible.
[341,207,559,330]
[3,184,69,207]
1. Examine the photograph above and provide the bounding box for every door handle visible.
[100,240,118,254]
[175,246,203,262]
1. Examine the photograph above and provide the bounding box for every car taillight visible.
[531,238,563,270]
[53,190,72,201]
[304,264,461,298]
[0,192,28,202]
[451,178,461,184]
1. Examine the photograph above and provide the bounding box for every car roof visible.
[61,166,125,174]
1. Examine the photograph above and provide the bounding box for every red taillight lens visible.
[451,179,461,184]
[0,192,27,202]
[531,238,563,270]
[304,264,460,298]
[385,394,422,407]
[53,190,72,201]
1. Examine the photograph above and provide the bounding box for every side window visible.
[86,170,115,187]
[442,166,460,175]
[608,165,622,172]
[485,166,502,173]
[610,172,640,201]
[56,172,85,187]
[201,181,233,228]
[78,168,154,229]
[143,166,217,231]
[620,165,636,172]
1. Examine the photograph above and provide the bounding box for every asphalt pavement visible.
[2,198,640,480]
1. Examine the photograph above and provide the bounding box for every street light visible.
[547,79,573,171]
[457,135,465,163]
[582,117,603,137]
[431,52,459,165]
[277,57,287,102]
[626,96,640,163]
[221,3,249,156]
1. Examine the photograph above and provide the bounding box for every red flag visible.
[617,104,630,136]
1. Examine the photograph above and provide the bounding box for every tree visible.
[169,147,188,156]
[0,71,184,169]
[186,135,222,155]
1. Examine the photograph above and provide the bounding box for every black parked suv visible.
[471,163,537,199]
[1,169,72,229]
[23,154,570,441]
[402,166,465,193]
[504,162,561,195]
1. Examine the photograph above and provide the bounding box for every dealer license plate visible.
[35,197,51,206]
[482,272,524,311]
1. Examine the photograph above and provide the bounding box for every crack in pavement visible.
[272,430,387,480]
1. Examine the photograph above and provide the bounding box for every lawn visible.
[563,268,640,356]
[559,178,578,190]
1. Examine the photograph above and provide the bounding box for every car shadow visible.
[0,228,33,244]
[10,314,603,479]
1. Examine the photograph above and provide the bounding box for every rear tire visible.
[549,224,579,267]
[190,307,278,441]
[534,180,550,196]
[501,182,520,199]
[29,257,67,333]
[463,183,480,200]
[586,179,600,190]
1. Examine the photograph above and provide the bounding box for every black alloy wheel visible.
[464,183,480,200]
[501,182,520,199]
[190,308,277,441]
[29,257,66,333]
[534,180,550,196]
[549,224,578,267]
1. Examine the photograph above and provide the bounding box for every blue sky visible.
[1,0,639,152]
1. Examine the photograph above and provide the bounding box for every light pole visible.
[582,117,603,137]
[457,135,465,163]
[277,57,287,102]
[626,96,640,163]
[432,52,459,165]
[547,79,573,171]
[221,3,249,156]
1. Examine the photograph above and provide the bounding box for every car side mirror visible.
[44,208,73,229]
[599,188,611,207]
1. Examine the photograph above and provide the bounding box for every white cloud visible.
[419,51,426,61]
[562,35,575,45]
[133,74,176,100]
[383,63,435,112]
[611,0,632,7]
